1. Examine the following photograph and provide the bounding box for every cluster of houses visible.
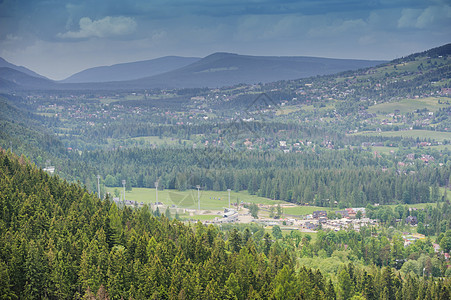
[402,233,426,247]
[204,208,239,224]
[300,208,375,231]
[112,197,144,207]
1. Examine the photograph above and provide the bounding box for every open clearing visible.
[106,187,289,210]
[351,130,451,142]
[367,97,449,114]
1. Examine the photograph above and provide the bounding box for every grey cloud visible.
[398,5,451,29]
[58,16,137,39]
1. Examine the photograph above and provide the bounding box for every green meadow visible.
[352,130,451,142]
[367,97,448,114]
[105,187,288,210]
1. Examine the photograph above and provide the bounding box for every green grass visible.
[422,145,451,151]
[301,102,336,112]
[106,136,192,147]
[129,136,191,146]
[276,106,301,116]
[384,202,437,210]
[180,214,222,221]
[106,187,288,210]
[367,97,448,114]
[352,130,451,142]
[365,145,450,155]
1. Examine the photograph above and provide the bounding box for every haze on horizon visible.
[1,0,450,80]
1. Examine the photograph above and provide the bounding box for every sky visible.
[0,0,450,80]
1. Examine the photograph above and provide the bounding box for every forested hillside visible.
[1,149,450,299]
[0,44,450,209]
[60,147,449,207]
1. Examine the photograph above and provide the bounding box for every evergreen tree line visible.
[365,202,451,237]
[59,147,450,207]
[62,118,437,150]
[0,149,450,299]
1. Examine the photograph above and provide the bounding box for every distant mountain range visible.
[2,48,435,91]
[125,53,386,88]
[0,67,57,90]
[0,57,47,79]
[61,56,201,83]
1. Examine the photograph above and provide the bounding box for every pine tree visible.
[338,268,354,300]
[324,279,336,300]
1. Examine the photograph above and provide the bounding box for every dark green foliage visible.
[57,147,448,207]
[0,150,449,299]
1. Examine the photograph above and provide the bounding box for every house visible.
[43,166,55,174]
[433,243,441,253]
[345,208,356,218]
[305,221,318,230]
[406,215,418,225]
[335,210,349,218]
[313,211,327,219]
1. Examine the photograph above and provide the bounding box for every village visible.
[110,194,441,251]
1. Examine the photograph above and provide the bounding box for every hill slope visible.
[62,56,201,83]
[0,57,47,79]
[0,67,57,91]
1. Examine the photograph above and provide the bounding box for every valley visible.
[1,43,450,299]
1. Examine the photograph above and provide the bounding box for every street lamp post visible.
[196,185,201,211]
[155,181,159,204]
[96,175,101,199]
[122,180,126,206]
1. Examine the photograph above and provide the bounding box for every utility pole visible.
[97,175,101,199]
[122,180,126,206]
[227,189,231,209]
[155,181,159,204]
[196,185,201,211]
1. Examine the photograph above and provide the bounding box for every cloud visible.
[416,5,451,29]
[398,5,451,29]
[58,16,137,39]
[308,18,367,37]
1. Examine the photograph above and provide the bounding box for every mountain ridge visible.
[125,52,387,88]
[61,56,201,83]
[0,57,47,79]
[3,44,451,91]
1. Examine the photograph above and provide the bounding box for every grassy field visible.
[367,97,448,114]
[384,202,437,210]
[106,187,289,210]
[369,144,450,155]
[276,105,302,116]
[129,136,191,146]
[352,130,451,142]
[301,102,336,112]
[105,136,192,147]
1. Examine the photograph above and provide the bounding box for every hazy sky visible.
[1,0,450,80]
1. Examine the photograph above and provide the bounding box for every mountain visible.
[0,57,47,79]
[62,56,201,83]
[126,53,387,88]
[0,67,57,91]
